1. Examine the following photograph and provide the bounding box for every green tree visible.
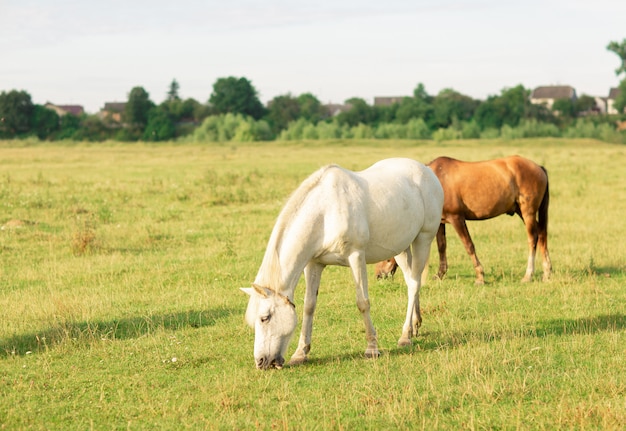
[607,39,626,77]
[336,98,375,127]
[474,85,530,130]
[166,79,181,102]
[575,94,598,114]
[188,99,211,122]
[177,98,198,120]
[57,113,82,140]
[73,115,111,141]
[607,39,626,115]
[431,88,479,128]
[394,83,434,125]
[31,105,60,139]
[266,94,300,134]
[143,108,176,141]
[614,79,626,114]
[297,93,326,123]
[125,86,154,130]
[209,76,266,120]
[0,90,34,137]
[552,98,576,118]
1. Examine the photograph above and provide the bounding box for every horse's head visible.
[241,284,297,370]
[375,258,398,279]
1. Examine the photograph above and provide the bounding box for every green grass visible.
[1,138,625,430]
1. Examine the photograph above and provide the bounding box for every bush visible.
[480,128,500,139]
[316,121,344,139]
[302,123,318,139]
[349,123,374,139]
[432,127,461,142]
[190,113,271,143]
[406,118,431,139]
[518,119,560,138]
[461,121,481,139]
[563,119,597,139]
[374,123,407,139]
[143,109,176,141]
[278,118,310,140]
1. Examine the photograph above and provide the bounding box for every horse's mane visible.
[276,164,336,228]
[259,164,338,292]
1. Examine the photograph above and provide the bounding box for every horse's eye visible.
[260,315,271,323]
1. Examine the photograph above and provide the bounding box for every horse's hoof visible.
[521,276,532,283]
[474,279,485,285]
[397,338,412,347]
[288,355,308,366]
[364,348,380,358]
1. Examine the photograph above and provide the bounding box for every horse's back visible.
[428,155,547,220]
[364,158,442,199]
[362,158,443,221]
[429,155,545,181]
[357,158,443,261]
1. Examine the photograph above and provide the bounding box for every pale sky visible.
[1,0,625,114]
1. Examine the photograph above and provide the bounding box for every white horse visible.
[241,158,444,370]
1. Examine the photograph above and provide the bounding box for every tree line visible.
[2,40,626,144]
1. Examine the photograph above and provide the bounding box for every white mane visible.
[255,164,338,293]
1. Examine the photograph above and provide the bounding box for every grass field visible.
[1,138,625,430]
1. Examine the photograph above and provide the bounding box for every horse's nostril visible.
[272,356,285,369]
[256,357,269,369]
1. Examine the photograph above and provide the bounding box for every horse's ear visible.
[241,284,270,298]
[252,283,270,298]
[240,287,255,297]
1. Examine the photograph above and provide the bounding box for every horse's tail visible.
[538,166,549,235]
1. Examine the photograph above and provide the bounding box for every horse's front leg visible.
[289,262,324,366]
[436,223,448,279]
[348,251,380,358]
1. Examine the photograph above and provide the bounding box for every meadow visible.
[0,138,624,430]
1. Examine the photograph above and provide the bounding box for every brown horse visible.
[374,155,552,284]
[427,155,551,284]
[375,258,398,279]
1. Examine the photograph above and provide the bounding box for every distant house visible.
[323,103,352,117]
[592,96,607,114]
[607,87,622,115]
[44,103,84,117]
[530,86,577,110]
[99,102,127,123]
[373,96,406,106]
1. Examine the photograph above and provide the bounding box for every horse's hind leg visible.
[394,250,415,346]
[521,214,539,283]
[450,217,485,284]
[435,223,448,279]
[538,229,551,281]
[396,233,431,346]
[289,261,324,366]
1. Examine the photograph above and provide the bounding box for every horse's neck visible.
[254,208,320,299]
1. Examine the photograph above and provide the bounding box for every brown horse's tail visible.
[538,166,549,235]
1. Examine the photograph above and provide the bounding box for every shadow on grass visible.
[418,313,626,352]
[297,313,626,366]
[1,307,236,357]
